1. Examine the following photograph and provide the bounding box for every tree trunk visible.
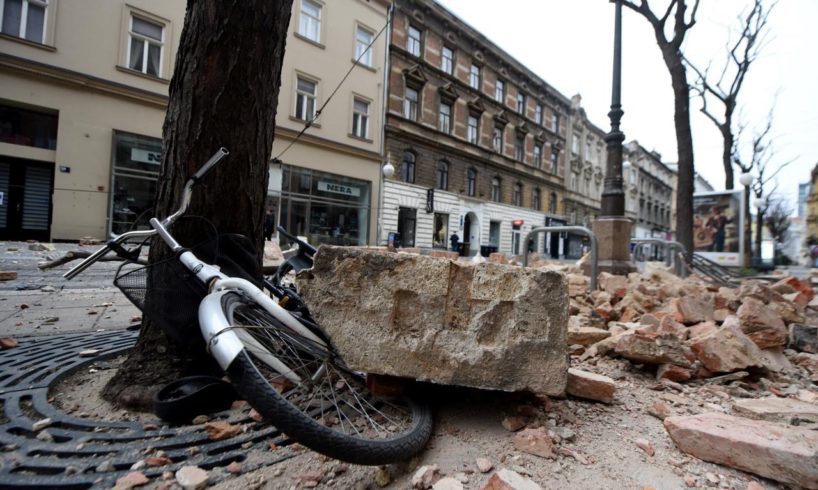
[722,127,734,190]
[755,210,764,267]
[662,52,695,258]
[102,0,293,410]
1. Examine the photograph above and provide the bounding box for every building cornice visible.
[0,53,169,108]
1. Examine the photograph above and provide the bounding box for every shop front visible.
[274,165,371,247]
[108,131,162,236]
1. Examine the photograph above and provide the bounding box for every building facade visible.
[0,0,389,244]
[623,141,674,239]
[563,94,605,258]
[1,0,182,240]
[382,0,570,257]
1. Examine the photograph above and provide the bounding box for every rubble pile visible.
[563,264,818,488]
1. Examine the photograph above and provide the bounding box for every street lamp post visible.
[377,153,395,246]
[589,0,635,275]
[739,172,753,268]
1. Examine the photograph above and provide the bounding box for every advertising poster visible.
[693,190,743,266]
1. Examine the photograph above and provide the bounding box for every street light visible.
[377,153,394,245]
[739,172,753,267]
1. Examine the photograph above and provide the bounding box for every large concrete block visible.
[298,246,568,395]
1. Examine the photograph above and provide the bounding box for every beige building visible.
[0,0,390,244]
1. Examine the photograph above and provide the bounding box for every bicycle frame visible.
[64,148,327,384]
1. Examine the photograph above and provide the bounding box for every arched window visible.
[401,150,416,183]
[436,160,449,190]
[549,192,557,214]
[467,168,477,196]
[513,182,522,206]
[491,177,502,202]
[532,188,541,211]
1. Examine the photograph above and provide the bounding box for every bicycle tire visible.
[218,292,433,465]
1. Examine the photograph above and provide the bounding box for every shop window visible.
[0,104,57,150]
[433,212,449,249]
[489,221,500,246]
[398,207,416,247]
[109,131,161,235]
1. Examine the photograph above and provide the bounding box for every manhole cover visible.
[0,330,290,489]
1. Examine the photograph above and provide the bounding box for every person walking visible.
[450,232,460,253]
[263,209,275,241]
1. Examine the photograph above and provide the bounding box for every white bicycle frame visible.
[64,148,326,384]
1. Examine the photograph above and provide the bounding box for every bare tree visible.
[764,196,791,246]
[687,0,775,190]
[621,0,700,256]
[102,0,294,409]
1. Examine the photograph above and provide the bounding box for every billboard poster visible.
[693,190,743,266]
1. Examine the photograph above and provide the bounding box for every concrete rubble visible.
[298,246,568,395]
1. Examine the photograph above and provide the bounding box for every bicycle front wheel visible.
[217,292,433,465]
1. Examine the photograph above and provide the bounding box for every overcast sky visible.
[436,0,817,209]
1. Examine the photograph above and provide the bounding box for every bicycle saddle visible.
[153,375,240,424]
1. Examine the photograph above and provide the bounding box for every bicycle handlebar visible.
[63,148,229,280]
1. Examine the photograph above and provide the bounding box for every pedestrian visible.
[450,232,460,252]
[263,209,275,241]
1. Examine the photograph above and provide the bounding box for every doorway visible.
[463,212,479,256]
[0,157,54,241]
[397,207,416,247]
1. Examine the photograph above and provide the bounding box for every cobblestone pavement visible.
[0,241,140,337]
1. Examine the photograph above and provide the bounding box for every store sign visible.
[317,181,360,197]
[131,148,162,165]
[426,188,434,213]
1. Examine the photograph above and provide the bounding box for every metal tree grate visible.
[0,330,292,489]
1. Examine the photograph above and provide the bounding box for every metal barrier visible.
[523,226,598,291]
[631,238,688,277]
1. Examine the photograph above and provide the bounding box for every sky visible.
[435,0,818,210]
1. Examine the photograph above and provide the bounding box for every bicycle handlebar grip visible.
[63,243,111,280]
[192,147,229,181]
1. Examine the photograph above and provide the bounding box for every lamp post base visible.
[584,217,636,276]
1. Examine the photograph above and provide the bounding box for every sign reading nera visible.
[131,148,162,165]
[317,181,360,197]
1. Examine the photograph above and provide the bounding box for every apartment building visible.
[563,94,605,258]
[0,0,390,245]
[0,0,182,240]
[624,141,674,239]
[382,0,570,256]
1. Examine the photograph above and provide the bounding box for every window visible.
[532,188,541,211]
[492,125,503,152]
[572,134,580,154]
[549,192,557,214]
[491,177,501,202]
[295,77,317,121]
[552,113,560,133]
[1,0,47,43]
[299,0,321,43]
[436,160,448,190]
[407,25,422,56]
[535,104,543,125]
[441,46,454,74]
[469,64,481,89]
[433,213,449,249]
[585,140,592,160]
[467,168,476,197]
[438,102,452,134]
[495,79,505,103]
[467,115,479,144]
[515,134,525,161]
[351,98,369,138]
[128,16,164,77]
[516,92,525,114]
[401,151,416,183]
[0,103,57,149]
[513,183,522,207]
[533,143,543,168]
[355,25,374,66]
[404,87,419,120]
